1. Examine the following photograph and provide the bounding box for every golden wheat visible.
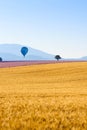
[0,62,87,130]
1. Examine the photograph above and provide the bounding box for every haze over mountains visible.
[0,44,55,61]
[0,44,87,61]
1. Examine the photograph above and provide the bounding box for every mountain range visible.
[0,44,55,61]
[0,44,87,61]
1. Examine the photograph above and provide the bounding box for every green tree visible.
[55,55,61,61]
[0,57,2,62]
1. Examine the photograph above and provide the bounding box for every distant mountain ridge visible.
[81,56,87,60]
[0,44,55,61]
[0,44,87,61]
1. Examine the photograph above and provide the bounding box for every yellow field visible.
[0,62,87,130]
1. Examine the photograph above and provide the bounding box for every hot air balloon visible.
[21,47,28,57]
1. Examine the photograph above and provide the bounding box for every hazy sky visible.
[0,0,87,58]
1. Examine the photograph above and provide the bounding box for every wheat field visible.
[0,62,87,130]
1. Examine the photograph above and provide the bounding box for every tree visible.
[0,57,2,62]
[55,55,61,61]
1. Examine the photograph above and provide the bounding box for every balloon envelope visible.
[21,47,28,57]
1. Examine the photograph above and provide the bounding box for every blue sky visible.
[0,0,87,58]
